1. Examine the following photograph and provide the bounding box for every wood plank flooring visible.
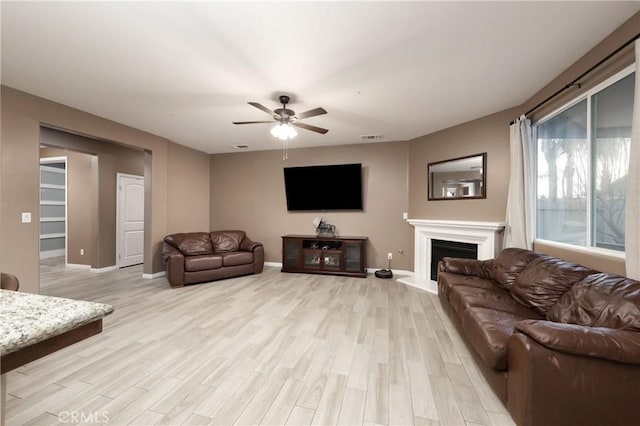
[5,264,515,425]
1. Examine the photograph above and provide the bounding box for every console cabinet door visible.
[321,251,342,272]
[283,239,302,269]
[303,250,322,270]
[344,242,364,272]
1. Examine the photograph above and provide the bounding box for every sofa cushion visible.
[448,285,542,321]
[211,230,246,253]
[438,272,498,301]
[184,254,223,272]
[222,251,254,267]
[462,308,529,370]
[165,232,213,256]
[489,248,543,290]
[511,256,594,315]
[515,319,640,365]
[547,273,640,331]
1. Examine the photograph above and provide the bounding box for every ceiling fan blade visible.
[232,121,274,125]
[248,102,276,116]
[292,122,329,134]
[296,107,327,120]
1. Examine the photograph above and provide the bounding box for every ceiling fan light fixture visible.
[271,122,297,140]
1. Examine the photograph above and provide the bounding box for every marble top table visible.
[0,290,114,373]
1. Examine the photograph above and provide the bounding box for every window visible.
[535,68,635,252]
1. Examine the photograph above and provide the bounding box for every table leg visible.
[1,373,7,426]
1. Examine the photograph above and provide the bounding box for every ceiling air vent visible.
[232,144,249,150]
[360,134,384,140]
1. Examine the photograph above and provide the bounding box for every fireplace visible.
[398,219,504,293]
[430,239,478,280]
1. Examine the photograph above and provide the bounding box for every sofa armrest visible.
[162,242,181,262]
[240,237,262,252]
[507,330,640,426]
[162,243,185,288]
[515,320,640,365]
[438,257,493,278]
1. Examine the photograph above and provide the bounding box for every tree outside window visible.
[535,71,634,252]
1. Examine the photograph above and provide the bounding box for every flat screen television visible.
[283,163,363,211]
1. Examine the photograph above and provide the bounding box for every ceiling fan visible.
[233,95,329,139]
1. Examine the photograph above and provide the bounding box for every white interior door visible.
[117,173,144,268]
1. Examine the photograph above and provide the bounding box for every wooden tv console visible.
[281,235,367,278]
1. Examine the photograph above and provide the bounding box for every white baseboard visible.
[264,262,283,268]
[142,271,166,279]
[66,263,90,270]
[367,268,413,276]
[90,265,118,274]
[72,264,164,278]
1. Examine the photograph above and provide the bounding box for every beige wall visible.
[1,86,210,293]
[408,107,519,221]
[209,142,413,270]
[167,142,210,235]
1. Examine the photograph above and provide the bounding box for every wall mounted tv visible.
[283,163,363,211]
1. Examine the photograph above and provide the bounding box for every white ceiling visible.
[2,1,638,154]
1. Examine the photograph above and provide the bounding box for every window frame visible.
[533,64,635,258]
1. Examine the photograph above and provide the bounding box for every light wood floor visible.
[5,265,515,426]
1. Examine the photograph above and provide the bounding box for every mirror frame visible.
[427,152,487,201]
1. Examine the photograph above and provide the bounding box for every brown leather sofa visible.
[162,231,264,288]
[438,248,640,426]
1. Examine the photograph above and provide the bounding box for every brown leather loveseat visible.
[162,231,264,288]
[438,248,640,426]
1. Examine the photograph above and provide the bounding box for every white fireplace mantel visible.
[397,219,505,294]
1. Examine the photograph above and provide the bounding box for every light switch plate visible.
[21,212,32,223]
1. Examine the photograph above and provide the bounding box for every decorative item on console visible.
[312,217,336,237]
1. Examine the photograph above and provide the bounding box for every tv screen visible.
[283,163,363,211]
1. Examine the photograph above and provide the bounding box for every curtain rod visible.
[510,32,640,125]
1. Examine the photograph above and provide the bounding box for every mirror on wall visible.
[428,153,486,200]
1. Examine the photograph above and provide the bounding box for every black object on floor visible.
[375,269,393,279]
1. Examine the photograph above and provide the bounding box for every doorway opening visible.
[38,125,147,291]
[39,156,67,266]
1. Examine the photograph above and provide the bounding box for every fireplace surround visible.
[398,219,505,293]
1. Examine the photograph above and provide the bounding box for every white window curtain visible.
[625,40,640,280]
[504,116,534,249]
